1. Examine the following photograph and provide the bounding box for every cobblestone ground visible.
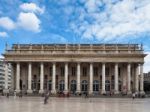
[0,96,150,112]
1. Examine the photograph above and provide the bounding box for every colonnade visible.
[4,62,144,95]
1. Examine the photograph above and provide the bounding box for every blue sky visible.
[0,0,150,72]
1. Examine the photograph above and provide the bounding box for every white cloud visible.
[0,32,8,37]
[0,3,43,33]
[17,12,41,32]
[0,17,15,30]
[144,52,150,73]
[0,55,4,59]
[20,3,45,14]
[70,0,150,41]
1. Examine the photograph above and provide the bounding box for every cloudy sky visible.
[0,0,150,72]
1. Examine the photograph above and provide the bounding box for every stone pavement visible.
[0,96,150,112]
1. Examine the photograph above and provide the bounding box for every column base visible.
[101,90,106,95]
[51,90,56,94]
[88,91,93,95]
[15,89,20,93]
[27,89,33,94]
[76,90,81,94]
[3,89,9,94]
[64,90,68,95]
[140,91,145,95]
[127,91,132,95]
[39,90,44,94]
[114,91,119,94]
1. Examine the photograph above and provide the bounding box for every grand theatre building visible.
[3,44,146,95]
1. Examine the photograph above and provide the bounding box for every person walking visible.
[44,92,49,104]
[132,93,135,100]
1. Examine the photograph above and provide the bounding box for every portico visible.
[3,44,146,95]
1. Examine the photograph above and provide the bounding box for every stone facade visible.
[3,44,146,95]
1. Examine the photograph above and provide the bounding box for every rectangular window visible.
[61,67,64,76]
[94,67,98,76]
[83,67,87,76]
[49,67,52,76]
[106,67,109,76]
[44,75,47,80]
[72,67,76,76]
[119,68,121,77]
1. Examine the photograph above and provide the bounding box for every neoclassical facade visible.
[3,44,146,95]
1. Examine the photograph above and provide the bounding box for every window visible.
[70,80,76,93]
[93,80,99,91]
[106,67,109,76]
[119,67,121,77]
[48,80,52,90]
[44,75,48,90]
[71,67,76,76]
[94,67,98,76]
[60,67,64,76]
[105,80,110,91]
[81,80,88,91]
[59,80,64,91]
[49,67,52,76]
[83,67,87,76]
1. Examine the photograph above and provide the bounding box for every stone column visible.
[27,62,32,93]
[101,63,106,94]
[16,62,20,93]
[39,62,44,94]
[3,63,8,93]
[135,64,139,93]
[114,63,119,94]
[127,63,131,94]
[64,62,68,94]
[76,62,81,93]
[51,62,56,94]
[140,64,144,94]
[89,63,93,95]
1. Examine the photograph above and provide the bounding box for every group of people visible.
[5,90,22,99]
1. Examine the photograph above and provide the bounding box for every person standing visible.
[14,90,16,99]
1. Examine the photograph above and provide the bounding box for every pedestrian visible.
[6,89,9,98]
[44,92,49,104]
[132,93,135,100]
[19,91,22,98]
[14,90,16,99]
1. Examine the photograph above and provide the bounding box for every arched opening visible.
[119,80,122,91]
[105,80,110,91]
[93,80,99,92]
[59,80,64,92]
[70,80,76,94]
[81,80,88,92]
[48,80,52,91]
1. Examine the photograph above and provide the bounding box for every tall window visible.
[93,80,99,91]
[106,67,109,76]
[49,67,52,76]
[71,67,76,76]
[44,75,48,90]
[60,67,64,76]
[81,80,88,91]
[83,67,87,76]
[71,80,76,93]
[118,67,121,77]
[94,67,98,76]
[59,80,64,91]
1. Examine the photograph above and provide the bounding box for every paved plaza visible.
[0,96,150,112]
